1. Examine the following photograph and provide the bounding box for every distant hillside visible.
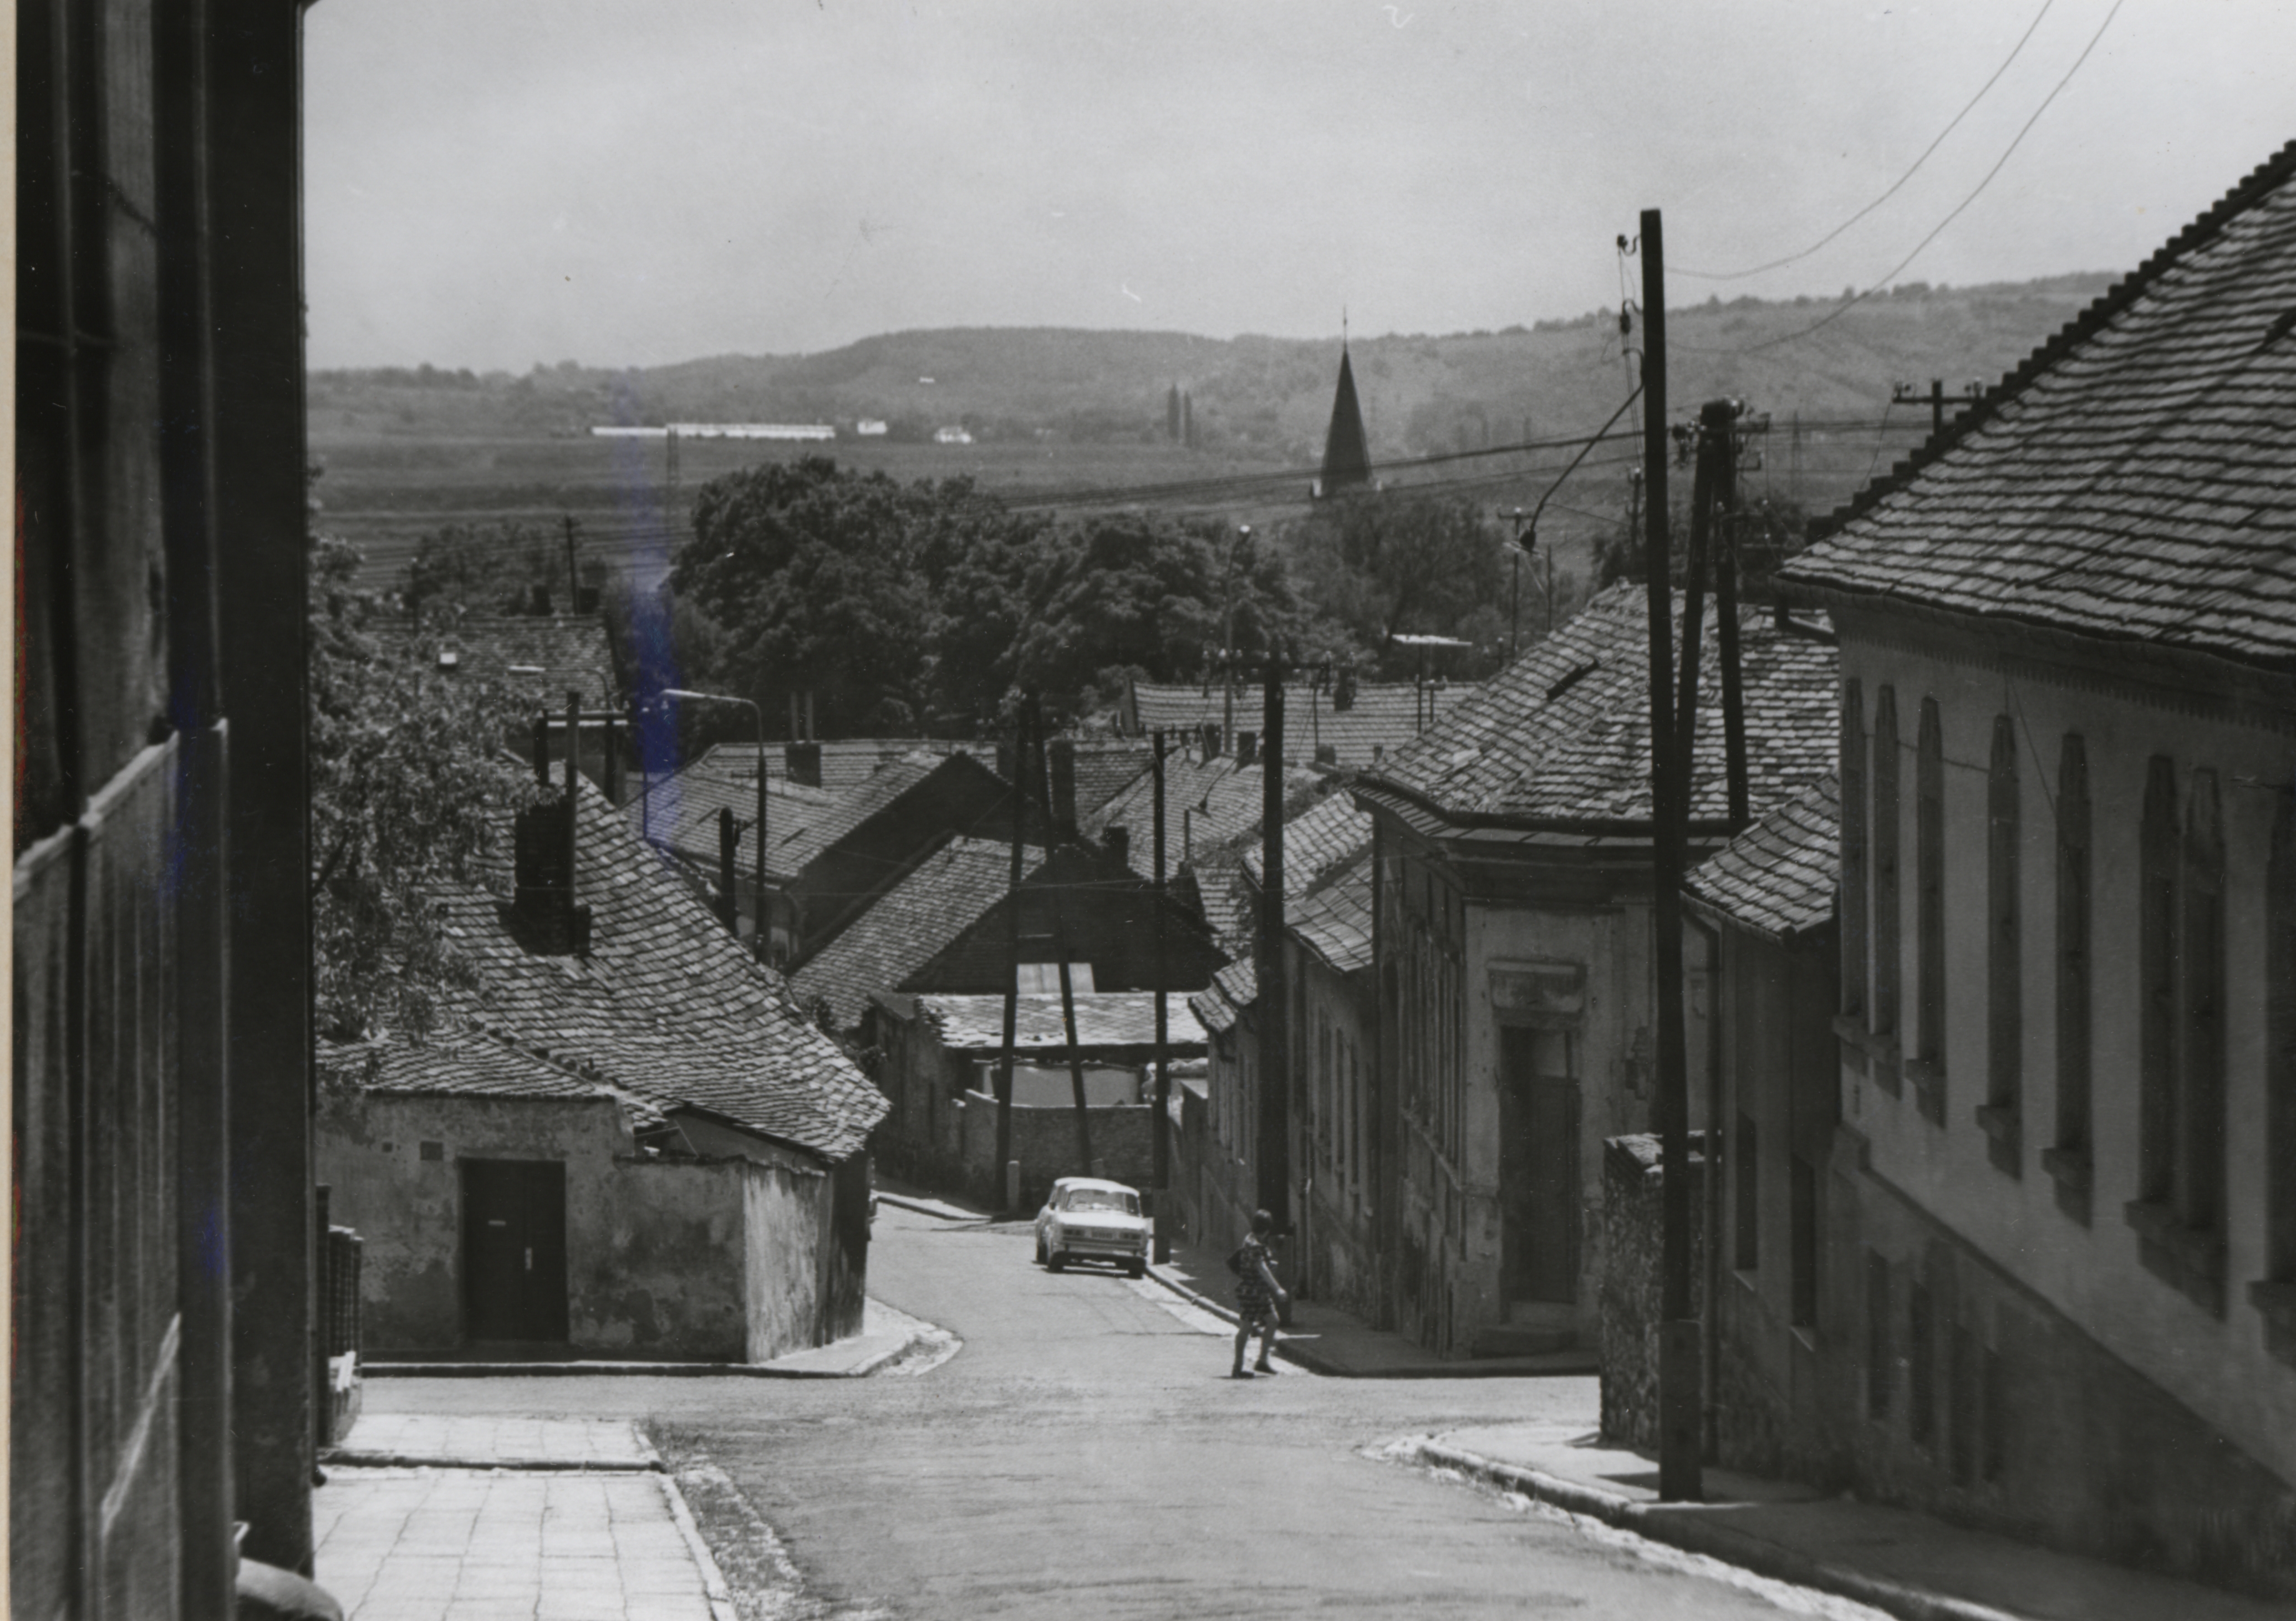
[310,274,2118,467]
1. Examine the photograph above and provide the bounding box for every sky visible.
[304,0,2296,373]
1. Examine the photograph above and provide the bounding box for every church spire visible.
[1317,334,1372,497]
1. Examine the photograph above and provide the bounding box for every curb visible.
[658,1470,743,1621]
[318,1451,661,1472]
[1412,1440,2029,1621]
[874,1190,994,1222]
[363,1357,907,1379]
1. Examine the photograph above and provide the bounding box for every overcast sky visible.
[305,0,2295,373]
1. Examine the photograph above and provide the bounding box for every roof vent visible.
[436,647,461,672]
[1545,660,1600,702]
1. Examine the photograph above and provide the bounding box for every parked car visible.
[1034,1177,1149,1277]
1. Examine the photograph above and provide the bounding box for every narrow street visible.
[365,1207,1876,1620]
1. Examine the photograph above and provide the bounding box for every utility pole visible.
[995,697,1032,1209]
[1640,208,1702,1505]
[562,516,581,610]
[1152,728,1172,1261]
[1221,526,1252,752]
[1714,415,1750,829]
[1055,914,1094,1175]
[1256,649,1291,1227]
[1894,378,1947,441]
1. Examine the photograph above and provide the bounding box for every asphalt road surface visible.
[369,1206,1876,1620]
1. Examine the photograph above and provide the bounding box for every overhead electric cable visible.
[1676,0,2057,281]
[1698,0,2124,356]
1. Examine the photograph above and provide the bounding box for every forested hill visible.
[312,273,2116,465]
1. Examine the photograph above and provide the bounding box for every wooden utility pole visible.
[717,807,739,934]
[1055,915,1094,1174]
[1640,208,1702,1505]
[995,697,1032,1206]
[1152,728,1173,1261]
[1256,650,1291,1226]
[562,517,581,609]
[1714,414,1750,828]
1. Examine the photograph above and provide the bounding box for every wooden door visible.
[1499,1026,1581,1304]
[461,1160,569,1342]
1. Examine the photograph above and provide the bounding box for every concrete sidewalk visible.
[1415,1423,2289,1621]
[314,1416,735,1621]
[362,1298,929,1380]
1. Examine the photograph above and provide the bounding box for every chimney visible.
[512,796,592,955]
[786,741,823,788]
[717,806,740,934]
[1202,723,1221,758]
[1315,743,1337,767]
[1048,738,1078,834]
[1236,731,1258,768]
[1103,825,1131,868]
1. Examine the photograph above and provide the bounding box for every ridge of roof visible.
[1798,137,2296,548]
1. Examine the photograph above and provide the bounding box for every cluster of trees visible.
[658,457,1546,738]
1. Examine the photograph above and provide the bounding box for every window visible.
[1983,1345,2007,1483]
[1913,698,1946,1123]
[2048,736,2093,1217]
[1872,689,1902,1084]
[1866,1252,1891,1418]
[2269,788,2296,1288]
[2178,772,2225,1239]
[1841,680,1868,1022]
[1734,1112,1759,1272]
[1790,1156,1818,1329]
[1949,1320,1977,1486]
[1016,961,1094,994]
[2139,758,2180,1205]
[1908,1280,1934,1449]
[1982,716,2022,1173]
[2130,759,2227,1316]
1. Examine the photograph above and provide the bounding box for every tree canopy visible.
[309,534,538,1042]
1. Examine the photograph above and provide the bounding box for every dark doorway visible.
[1499,1026,1580,1304]
[461,1160,570,1343]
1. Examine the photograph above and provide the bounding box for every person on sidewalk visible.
[1230,1209,1289,1378]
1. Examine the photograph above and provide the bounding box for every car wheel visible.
[1127,1259,1146,1279]
[1047,1250,1066,1272]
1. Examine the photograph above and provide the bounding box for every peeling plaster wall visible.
[742,1159,832,1359]
[316,1092,748,1359]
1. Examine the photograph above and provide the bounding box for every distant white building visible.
[855,419,889,437]
[933,426,974,446]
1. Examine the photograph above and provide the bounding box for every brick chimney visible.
[512,693,592,954]
[1236,731,1258,767]
[786,741,823,788]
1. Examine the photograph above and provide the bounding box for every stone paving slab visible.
[315,1467,734,1621]
[326,1414,659,1470]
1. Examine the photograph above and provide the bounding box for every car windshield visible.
[1065,1190,1137,1215]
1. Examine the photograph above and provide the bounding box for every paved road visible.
[367,1207,1870,1620]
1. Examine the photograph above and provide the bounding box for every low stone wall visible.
[1597,1131,1707,1449]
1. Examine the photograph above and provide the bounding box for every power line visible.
[1676,0,2058,281]
[1693,0,2124,356]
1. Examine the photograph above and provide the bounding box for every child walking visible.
[1230,1209,1289,1378]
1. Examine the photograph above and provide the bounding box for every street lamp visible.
[663,688,768,959]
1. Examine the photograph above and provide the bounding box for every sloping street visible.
[362,1206,1875,1620]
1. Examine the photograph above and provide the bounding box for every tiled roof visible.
[1683,773,1840,943]
[1240,790,1374,899]
[1361,585,1836,831]
[790,837,1036,1031]
[1290,849,1375,976]
[1058,741,1156,823]
[1187,858,1261,958]
[318,1034,675,1130]
[625,761,843,877]
[426,783,887,1161]
[1087,753,1328,876]
[903,991,1208,1053]
[1779,141,2296,672]
[374,613,622,705]
[701,738,967,791]
[1190,959,1258,1035]
[1129,680,1443,766]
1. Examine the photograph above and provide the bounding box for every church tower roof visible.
[1317,344,1372,495]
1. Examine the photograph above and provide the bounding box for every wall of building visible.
[317,1093,750,1359]
[1295,945,1381,1322]
[955,1091,1153,1209]
[1836,624,2296,1489]
[1597,1133,1706,1448]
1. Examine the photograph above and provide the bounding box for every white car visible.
[1034,1177,1149,1277]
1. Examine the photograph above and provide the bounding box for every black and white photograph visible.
[14,3,2296,1617]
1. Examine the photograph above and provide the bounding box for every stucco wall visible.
[316,1092,749,1359]
[955,1090,1152,1209]
[743,1158,831,1359]
[1837,626,2296,1489]
[1296,945,1381,1322]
